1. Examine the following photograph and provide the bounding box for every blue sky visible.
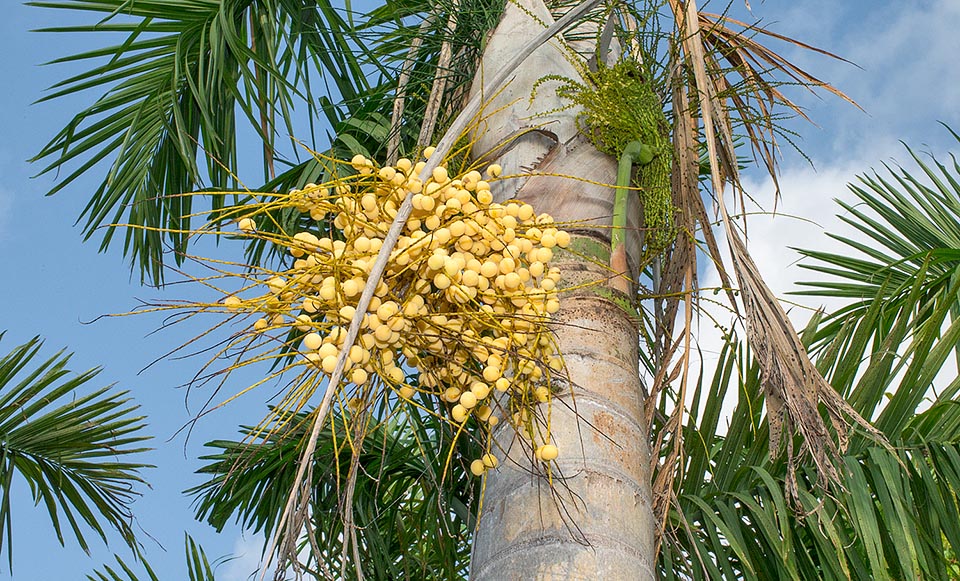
[1,0,958,579]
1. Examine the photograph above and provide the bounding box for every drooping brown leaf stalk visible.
[664,0,886,504]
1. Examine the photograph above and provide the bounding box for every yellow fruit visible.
[471,382,490,399]
[443,387,462,402]
[470,459,486,476]
[461,269,479,288]
[399,385,416,399]
[482,453,499,469]
[374,324,392,343]
[459,391,478,409]
[339,305,356,322]
[452,404,469,423]
[387,367,404,383]
[486,164,502,178]
[303,332,323,350]
[321,355,339,374]
[318,343,338,359]
[342,278,360,297]
[443,258,460,278]
[377,301,398,321]
[348,345,365,364]
[423,146,437,159]
[253,318,269,331]
[433,273,451,290]
[482,365,501,382]
[223,296,242,309]
[351,368,368,384]
[538,444,559,461]
[296,314,313,332]
[427,252,446,271]
[238,217,256,231]
[304,352,322,368]
[495,377,511,392]
[479,261,499,279]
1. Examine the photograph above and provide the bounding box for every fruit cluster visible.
[227,148,568,475]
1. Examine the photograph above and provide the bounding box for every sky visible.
[1,0,959,579]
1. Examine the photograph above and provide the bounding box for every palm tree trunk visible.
[469,236,656,580]
[467,0,655,577]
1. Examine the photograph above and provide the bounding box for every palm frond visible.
[29,0,375,285]
[0,333,151,571]
[87,533,218,581]
[662,325,960,580]
[189,399,480,580]
[796,127,960,352]
[663,137,960,576]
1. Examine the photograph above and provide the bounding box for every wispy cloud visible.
[221,534,266,581]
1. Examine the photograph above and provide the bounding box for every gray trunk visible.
[467,0,655,578]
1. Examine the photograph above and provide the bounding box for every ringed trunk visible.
[466,0,656,577]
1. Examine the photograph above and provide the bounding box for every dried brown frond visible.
[663,0,886,509]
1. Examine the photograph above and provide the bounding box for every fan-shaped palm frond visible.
[0,333,151,571]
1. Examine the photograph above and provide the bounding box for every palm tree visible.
[28,0,960,579]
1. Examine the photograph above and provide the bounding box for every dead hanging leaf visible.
[668,0,887,500]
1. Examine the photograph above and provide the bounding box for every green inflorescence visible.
[535,59,675,258]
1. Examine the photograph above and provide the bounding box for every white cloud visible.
[221,534,266,581]
[685,127,960,427]
[682,162,865,421]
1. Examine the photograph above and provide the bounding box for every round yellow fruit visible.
[538,444,559,461]
[351,368,368,384]
[459,391,478,409]
[303,333,323,350]
[321,355,339,374]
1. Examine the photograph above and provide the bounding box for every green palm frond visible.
[87,533,219,581]
[190,396,480,580]
[662,327,960,580]
[661,133,960,578]
[795,126,960,342]
[29,0,377,285]
[0,333,151,571]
